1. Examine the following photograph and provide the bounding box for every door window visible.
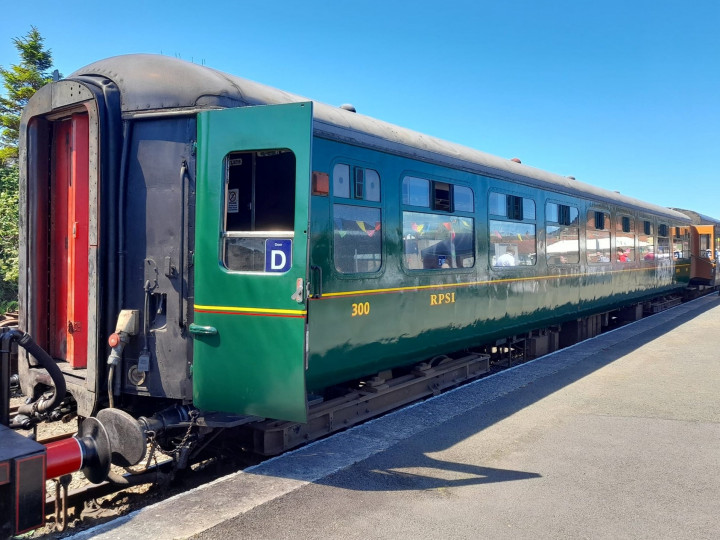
[223,149,296,272]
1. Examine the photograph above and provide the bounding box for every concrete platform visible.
[74,294,720,540]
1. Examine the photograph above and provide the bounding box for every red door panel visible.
[50,114,89,368]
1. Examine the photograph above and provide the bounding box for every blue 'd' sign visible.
[265,239,292,273]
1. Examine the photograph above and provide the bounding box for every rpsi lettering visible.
[430,292,456,305]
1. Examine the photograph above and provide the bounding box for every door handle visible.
[291,278,304,303]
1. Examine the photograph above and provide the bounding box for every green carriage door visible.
[193,103,313,423]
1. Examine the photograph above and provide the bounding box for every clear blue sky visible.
[3,0,719,218]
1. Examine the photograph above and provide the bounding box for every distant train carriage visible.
[670,209,720,286]
[5,56,718,533]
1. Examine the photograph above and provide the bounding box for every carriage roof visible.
[71,54,689,223]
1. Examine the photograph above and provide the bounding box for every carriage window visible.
[657,224,670,259]
[402,179,475,270]
[364,169,381,202]
[434,182,451,211]
[454,186,474,212]
[333,163,350,198]
[333,164,382,273]
[333,204,382,273]
[699,233,712,257]
[673,227,690,259]
[354,168,364,199]
[638,219,655,260]
[403,176,472,213]
[507,196,523,220]
[621,216,631,233]
[489,192,506,216]
[222,149,296,272]
[490,220,536,266]
[490,192,537,267]
[587,210,611,263]
[489,192,535,221]
[335,163,381,201]
[615,215,635,262]
[546,203,579,265]
[403,212,474,269]
[547,203,578,226]
[524,200,536,220]
[402,176,430,207]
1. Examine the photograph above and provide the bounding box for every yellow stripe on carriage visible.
[194,304,307,316]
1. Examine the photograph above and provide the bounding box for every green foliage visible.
[0,164,19,310]
[0,27,58,310]
[0,26,55,165]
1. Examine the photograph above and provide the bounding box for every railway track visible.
[44,457,175,534]
[0,310,18,328]
[37,444,262,536]
[9,404,264,536]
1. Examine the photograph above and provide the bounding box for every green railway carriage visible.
[192,98,691,423]
[17,54,695,437]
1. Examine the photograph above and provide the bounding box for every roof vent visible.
[340,104,356,113]
[567,176,576,180]
[510,157,521,163]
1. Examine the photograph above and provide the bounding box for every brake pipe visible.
[4,329,67,419]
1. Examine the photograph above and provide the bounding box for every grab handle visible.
[188,323,218,337]
[310,265,323,299]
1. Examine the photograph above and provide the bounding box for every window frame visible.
[586,208,612,265]
[615,214,636,263]
[221,148,297,274]
[401,175,476,273]
[331,160,384,276]
[488,190,537,268]
[638,217,656,261]
[672,226,690,259]
[546,201,580,266]
[657,222,671,260]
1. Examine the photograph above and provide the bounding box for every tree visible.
[0,26,55,165]
[0,27,57,310]
[0,166,19,311]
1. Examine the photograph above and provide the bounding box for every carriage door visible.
[193,103,312,423]
[50,113,89,368]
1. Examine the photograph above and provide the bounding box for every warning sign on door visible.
[227,188,239,213]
